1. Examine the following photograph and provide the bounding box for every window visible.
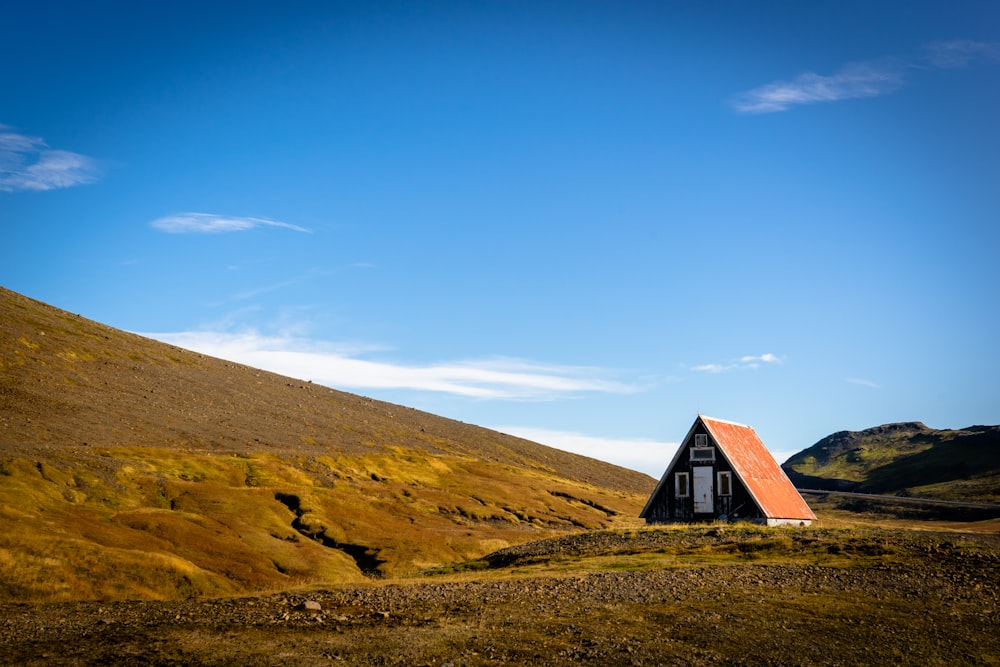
[675,472,689,497]
[690,446,715,463]
[718,471,732,496]
[695,434,708,447]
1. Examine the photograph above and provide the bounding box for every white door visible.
[693,466,714,514]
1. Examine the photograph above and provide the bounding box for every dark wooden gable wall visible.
[643,421,764,523]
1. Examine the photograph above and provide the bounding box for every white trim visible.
[690,446,715,462]
[675,472,690,497]
[717,471,732,496]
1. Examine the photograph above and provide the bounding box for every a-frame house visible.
[640,415,816,526]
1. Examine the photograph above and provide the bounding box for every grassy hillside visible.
[0,287,655,602]
[783,422,1000,502]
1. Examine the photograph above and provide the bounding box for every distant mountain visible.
[783,422,1000,502]
[0,287,654,602]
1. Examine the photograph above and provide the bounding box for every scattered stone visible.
[296,600,322,612]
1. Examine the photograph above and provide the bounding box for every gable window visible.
[695,434,708,447]
[718,471,732,496]
[675,472,689,497]
[690,446,715,463]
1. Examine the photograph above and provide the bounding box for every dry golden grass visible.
[0,440,646,601]
[3,522,996,666]
[0,286,655,602]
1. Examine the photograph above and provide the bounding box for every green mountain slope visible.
[782,422,1000,502]
[0,287,655,602]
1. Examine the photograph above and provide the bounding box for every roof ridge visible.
[699,415,752,429]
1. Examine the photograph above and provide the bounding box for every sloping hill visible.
[783,422,1000,502]
[0,287,655,601]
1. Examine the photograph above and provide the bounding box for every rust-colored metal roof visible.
[701,416,816,521]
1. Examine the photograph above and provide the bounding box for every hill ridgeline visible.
[783,421,1000,502]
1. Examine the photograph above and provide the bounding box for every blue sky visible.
[3,1,998,476]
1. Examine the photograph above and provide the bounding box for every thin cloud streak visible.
[733,62,904,113]
[493,425,677,477]
[150,212,311,234]
[232,279,301,301]
[0,125,101,192]
[847,377,881,389]
[733,39,1000,113]
[145,330,639,400]
[693,353,782,373]
[924,39,1000,68]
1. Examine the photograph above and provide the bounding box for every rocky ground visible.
[2,526,998,666]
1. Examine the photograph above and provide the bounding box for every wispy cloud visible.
[0,125,102,192]
[740,353,781,367]
[733,39,1000,113]
[733,61,904,113]
[144,330,639,400]
[232,279,302,301]
[847,377,881,389]
[692,353,782,374]
[492,425,677,477]
[150,212,311,234]
[924,39,1000,68]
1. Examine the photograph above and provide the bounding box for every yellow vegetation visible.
[0,287,652,602]
[0,445,646,602]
